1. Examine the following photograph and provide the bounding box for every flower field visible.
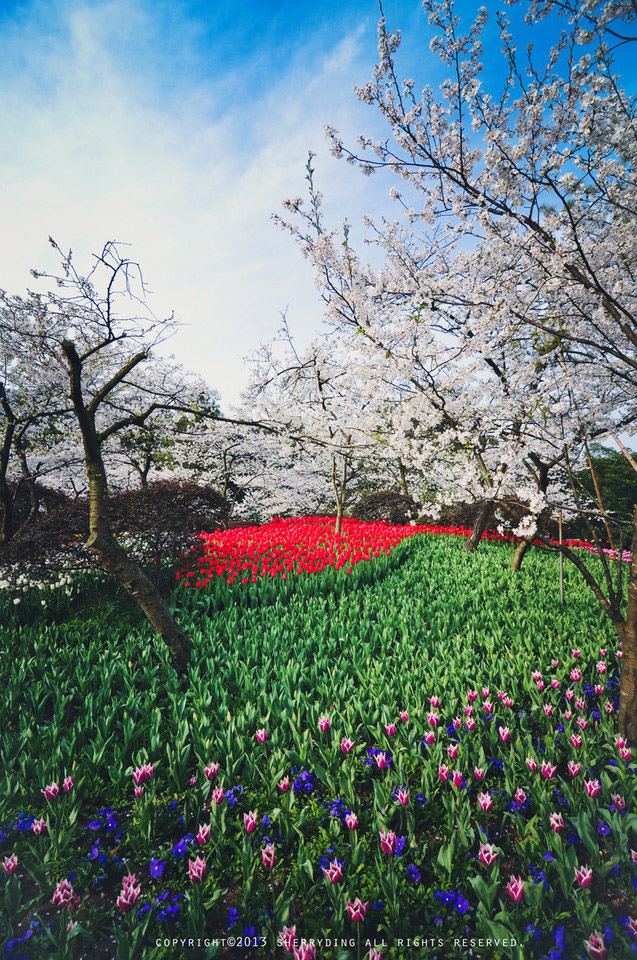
[1,520,636,960]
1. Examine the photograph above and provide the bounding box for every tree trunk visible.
[87,529,192,673]
[465,500,493,553]
[62,339,192,675]
[511,535,534,572]
[618,508,637,742]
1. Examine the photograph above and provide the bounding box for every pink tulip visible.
[341,736,354,753]
[503,696,514,708]
[452,769,464,787]
[464,705,473,716]
[564,709,573,721]
[497,690,507,700]
[132,763,154,785]
[584,779,601,798]
[188,855,206,883]
[478,791,492,813]
[584,932,608,960]
[536,681,545,691]
[31,818,47,836]
[574,864,593,888]
[594,684,604,695]
[196,823,210,846]
[467,689,478,702]
[345,897,368,923]
[498,726,510,741]
[479,842,498,866]
[369,950,382,960]
[620,746,632,760]
[604,701,614,714]
[628,918,637,940]
[212,786,224,804]
[543,704,552,717]
[52,878,80,911]
[568,761,581,777]
[526,756,537,773]
[134,785,143,799]
[618,650,624,659]
[571,668,582,682]
[2,854,17,875]
[399,710,409,722]
[384,722,396,736]
[396,787,409,806]
[452,716,462,729]
[423,730,436,744]
[204,762,219,780]
[244,810,258,833]
[551,680,559,689]
[531,671,542,682]
[550,812,564,833]
[374,752,388,770]
[599,648,607,658]
[466,718,476,730]
[483,701,493,714]
[482,687,490,698]
[576,717,588,730]
[63,776,74,793]
[439,764,450,782]
[572,649,581,659]
[279,926,296,953]
[447,743,458,759]
[345,812,358,830]
[318,714,331,732]
[506,875,524,903]
[514,788,527,805]
[474,767,485,780]
[570,734,582,749]
[261,843,276,871]
[429,695,440,708]
[322,858,343,883]
[42,782,59,801]
[631,848,637,865]
[541,760,556,779]
[293,942,317,960]
[596,661,607,675]
[611,794,625,810]
[255,729,268,743]
[278,776,290,792]
[615,736,627,750]
[189,775,197,786]
[380,828,396,854]
[565,688,575,701]
[427,711,439,727]
[551,658,559,668]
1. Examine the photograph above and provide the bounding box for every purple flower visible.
[229,907,239,928]
[407,864,421,883]
[150,858,166,878]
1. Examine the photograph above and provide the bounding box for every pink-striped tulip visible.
[611,793,625,810]
[380,828,396,854]
[479,843,498,866]
[584,778,600,798]
[423,730,436,744]
[452,716,462,729]
[483,701,493,714]
[596,661,607,675]
[345,812,358,830]
[293,942,317,960]
[42,782,59,801]
[551,658,559,668]
[318,715,331,732]
[564,710,573,721]
[447,743,458,759]
[464,705,473,716]
[384,722,396,736]
[531,671,542,681]
[506,875,524,903]
[570,734,582,749]
[63,776,74,793]
[466,718,476,730]
[620,746,632,760]
[536,681,545,691]
[212,786,224,804]
[551,680,559,689]
[53,878,79,910]
[196,823,210,846]
[576,717,588,730]
[341,736,354,753]
[467,689,478,702]
[255,729,268,743]
[369,950,382,960]
[543,704,552,717]
[599,648,607,658]
[188,856,206,883]
[427,711,439,727]
[261,844,276,871]
[2,854,17,875]
[568,761,581,777]
[498,726,510,741]
[345,897,368,923]
[571,668,582,682]
[474,767,485,780]
[594,684,604,695]
[541,761,557,779]
[244,810,258,833]
[31,818,47,836]
[478,791,492,813]
[525,756,537,773]
[628,917,637,939]
[482,687,490,698]
[565,688,575,701]
[550,812,565,833]
[503,696,514,708]
[134,785,143,799]
[630,848,637,865]
[399,710,409,722]
[374,752,388,770]
[322,858,343,883]
[584,932,608,960]
[278,776,290,792]
[572,649,581,658]
[279,926,296,953]
[428,695,440,708]
[452,769,464,787]
[574,864,593,888]
[204,762,219,780]
[604,701,614,714]
[514,788,526,805]
[396,787,409,806]
[438,764,450,782]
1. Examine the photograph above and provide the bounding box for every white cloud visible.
[0,0,397,407]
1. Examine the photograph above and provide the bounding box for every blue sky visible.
[1,0,634,407]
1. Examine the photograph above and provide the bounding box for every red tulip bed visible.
[1,519,636,960]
